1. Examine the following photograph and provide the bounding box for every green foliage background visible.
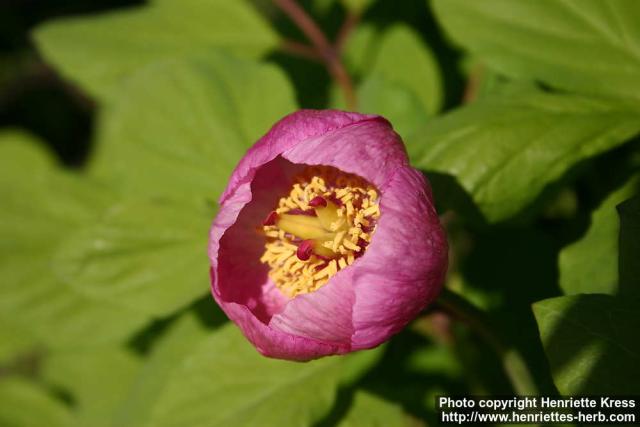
[1,0,639,425]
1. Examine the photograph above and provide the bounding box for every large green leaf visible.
[114,313,211,427]
[559,176,638,295]
[369,25,442,116]
[148,324,345,427]
[408,89,640,222]
[0,131,150,351]
[33,0,278,100]
[114,316,367,427]
[53,197,212,317]
[533,294,640,395]
[0,378,72,427]
[54,55,296,317]
[91,53,297,202]
[43,348,141,427]
[432,0,640,101]
[334,25,439,138]
[338,391,409,427]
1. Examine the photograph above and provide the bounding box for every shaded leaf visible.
[432,0,640,101]
[33,0,278,100]
[533,294,640,395]
[408,89,640,222]
[559,176,638,294]
[618,194,640,293]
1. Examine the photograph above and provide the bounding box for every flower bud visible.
[209,110,447,361]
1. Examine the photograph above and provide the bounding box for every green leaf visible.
[53,198,212,317]
[91,53,297,202]
[33,0,279,100]
[342,24,380,76]
[149,324,346,427]
[357,75,428,139]
[533,294,640,395]
[559,176,638,295]
[369,25,442,115]
[338,391,409,427]
[0,378,72,427]
[56,55,296,317]
[0,131,150,350]
[43,348,141,427]
[618,194,640,293]
[114,313,211,427]
[341,0,375,14]
[335,25,439,137]
[432,0,640,101]
[408,89,640,222]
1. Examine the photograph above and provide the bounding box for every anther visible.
[296,240,314,261]
[262,211,278,226]
[309,196,327,207]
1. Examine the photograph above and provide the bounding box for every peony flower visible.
[208,110,448,361]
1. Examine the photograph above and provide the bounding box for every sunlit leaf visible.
[91,53,297,202]
[408,89,640,222]
[33,0,278,100]
[54,55,297,317]
[0,378,72,427]
[114,313,211,427]
[0,131,150,350]
[338,391,409,427]
[559,176,638,295]
[369,25,442,115]
[432,0,640,101]
[533,294,640,395]
[53,198,212,317]
[43,348,141,427]
[115,319,366,427]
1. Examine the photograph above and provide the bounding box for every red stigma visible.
[309,196,327,207]
[262,211,278,226]
[296,240,314,261]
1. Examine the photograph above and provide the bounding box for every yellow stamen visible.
[261,166,381,298]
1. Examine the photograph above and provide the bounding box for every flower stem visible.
[273,0,357,110]
[436,287,538,396]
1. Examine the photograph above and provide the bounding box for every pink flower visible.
[208,110,448,361]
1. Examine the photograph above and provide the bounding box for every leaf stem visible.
[436,287,538,396]
[273,0,357,110]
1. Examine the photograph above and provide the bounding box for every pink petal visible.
[212,278,349,360]
[220,110,382,205]
[269,266,355,345]
[211,157,298,322]
[281,117,408,189]
[349,167,448,349]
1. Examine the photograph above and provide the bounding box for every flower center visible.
[260,166,380,298]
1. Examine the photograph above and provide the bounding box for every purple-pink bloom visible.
[208,110,448,361]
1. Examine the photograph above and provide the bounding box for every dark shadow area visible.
[367,0,465,111]
[539,294,640,396]
[128,295,228,355]
[313,385,355,427]
[0,0,144,167]
[423,171,487,227]
[355,329,467,424]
